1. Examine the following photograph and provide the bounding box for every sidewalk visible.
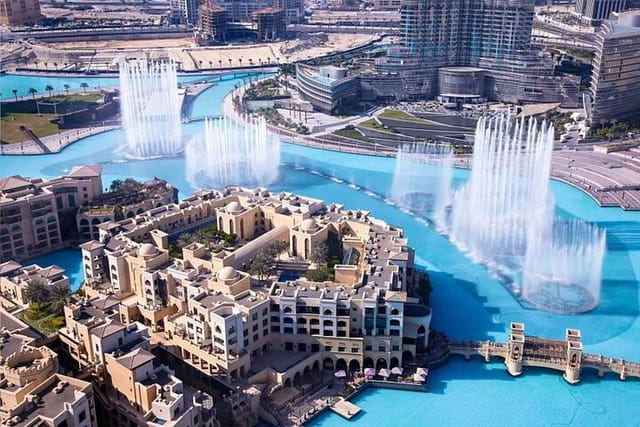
[1,125,117,155]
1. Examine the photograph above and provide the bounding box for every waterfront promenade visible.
[449,322,640,384]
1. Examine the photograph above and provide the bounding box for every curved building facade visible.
[296,64,359,114]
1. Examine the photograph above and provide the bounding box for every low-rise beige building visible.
[76,187,431,391]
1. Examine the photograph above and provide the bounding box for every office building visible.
[590,10,640,124]
[0,0,41,27]
[575,0,628,25]
[364,0,580,106]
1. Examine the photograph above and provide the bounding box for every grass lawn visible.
[379,109,432,123]
[1,113,58,144]
[18,306,65,335]
[333,128,370,142]
[358,118,400,134]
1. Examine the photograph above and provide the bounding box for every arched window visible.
[417,325,426,334]
[80,219,89,226]
[215,326,222,334]
[390,319,401,326]
[240,219,244,239]
[297,318,307,324]
[391,308,400,316]
[283,317,294,324]
[291,235,297,257]
[323,320,333,327]
[47,215,57,223]
[337,320,347,327]
[284,306,293,314]
[323,309,332,316]
[310,319,320,325]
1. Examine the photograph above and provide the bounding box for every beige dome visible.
[139,243,158,257]
[300,218,318,232]
[226,201,244,213]
[219,266,239,281]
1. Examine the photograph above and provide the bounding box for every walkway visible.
[1,125,117,155]
[449,322,640,384]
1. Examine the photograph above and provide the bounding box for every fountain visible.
[185,116,281,188]
[119,61,182,158]
[390,143,453,216]
[439,115,606,314]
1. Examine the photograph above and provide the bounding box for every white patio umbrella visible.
[334,370,347,378]
[413,373,426,383]
[364,367,376,377]
[378,368,391,378]
[391,367,403,375]
[416,367,429,376]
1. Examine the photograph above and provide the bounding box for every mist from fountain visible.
[390,143,453,216]
[185,116,281,188]
[438,115,606,314]
[448,116,554,261]
[119,61,182,158]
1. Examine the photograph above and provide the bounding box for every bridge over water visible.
[448,322,640,384]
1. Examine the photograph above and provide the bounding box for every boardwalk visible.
[449,322,640,384]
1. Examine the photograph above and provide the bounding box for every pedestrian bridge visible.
[448,322,640,384]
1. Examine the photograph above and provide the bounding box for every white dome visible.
[300,218,318,232]
[226,201,244,213]
[139,243,158,257]
[219,266,239,281]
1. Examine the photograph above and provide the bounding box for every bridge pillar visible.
[506,323,525,377]
[563,328,582,384]
[620,362,626,381]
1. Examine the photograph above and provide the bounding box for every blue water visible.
[0,71,261,100]
[2,73,640,425]
[24,248,83,292]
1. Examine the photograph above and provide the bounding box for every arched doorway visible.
[390,357,399,369]
[303,366,310,376]
[417,325,426,353]
[363,357,374,369]
[335,358,347,371]
[376,358,387,370]
[312,360,319,372]
[291,235,297,256]
[349,359,361,373]
[229,219,234,234]
[239,219,244,239]
[402,351,413,366]
[323,357,334,371]
[293,372,302,386]
[304,238,309,259]
[284,378,292,388]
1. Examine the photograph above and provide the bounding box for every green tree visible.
[27,88,37,98]
[250,249,274,283]
[12,89,18,100]
[114,205,124,221]
[266,240,288,260]
[44,85,54,97]
[25,280,48,307]
[49,284,71,315]
[63,84,70,94]
[309,241,329,266]
[80,82,89,93]
[109,179,123,191]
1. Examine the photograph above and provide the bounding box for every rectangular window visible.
[351,347,359,353]
[285,342,294,351]
[392,345,400,351]
[337,346,346,352]
[311,344,320,352]
[378,346,386,352]
[324,345,332,351]
[365,344,372,351]
[271,326,279,333]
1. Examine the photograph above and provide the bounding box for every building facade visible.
[296,64,359,114]
[575,0,628,25]
[73,187,432,390]
[366,0,580,106]
[590,10,640,124]
[0,0,41,27]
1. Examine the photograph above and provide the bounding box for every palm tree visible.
[218,59,222,69]
[80,82,89,93]
[63,84,70,94]
[28,88,37,98]
[49,284,71,315]
[239,58,243,67]
[199,60,203,69]
[25,280,47,307]
[44,62,48,69]
[44,85,54,97]
[12,89,17,101]
[228,58,232,67]
[267,57,271,64]
[208,60,213,69]
[53,62,58,70]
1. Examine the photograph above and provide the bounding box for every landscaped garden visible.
[18,280,71,335]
